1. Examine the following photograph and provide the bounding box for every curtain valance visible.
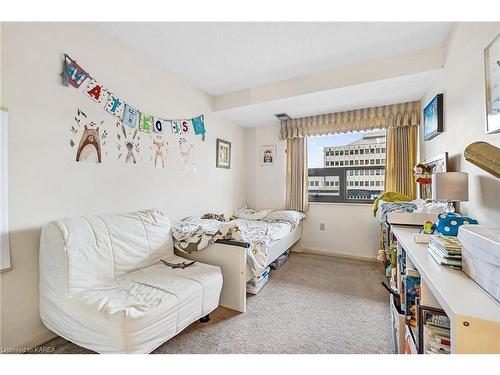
[280,100,421,139]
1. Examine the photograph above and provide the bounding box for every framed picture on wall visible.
[484,33,500,134]
[260,145,276,166]
[216,138,231,169]
[423,94,444,141]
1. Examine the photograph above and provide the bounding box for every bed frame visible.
[177,224,301,313]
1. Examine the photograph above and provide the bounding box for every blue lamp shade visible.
[432,172,469,202]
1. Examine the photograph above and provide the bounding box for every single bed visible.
[174,213,303,313]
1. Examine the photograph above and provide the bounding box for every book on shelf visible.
[429,236,463,251]
[402,271,421,330]
[428,247,462,267]
[427,236,463,268]
[428,243,462,258]
[418,305,451,354]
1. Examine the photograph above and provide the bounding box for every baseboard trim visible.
[292,247,379,263]
[5,330,58,353]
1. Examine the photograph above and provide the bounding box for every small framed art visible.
[260,145,276,166]
[484,33,500,134]
[423,94,444,141]
[216,138,231,169]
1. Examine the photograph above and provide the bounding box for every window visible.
[307,130,386,203]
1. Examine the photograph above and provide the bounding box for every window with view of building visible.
[307,130,386,203]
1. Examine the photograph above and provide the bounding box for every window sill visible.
[308,201,374,207]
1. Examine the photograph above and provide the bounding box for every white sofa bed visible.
[39,209,222,353]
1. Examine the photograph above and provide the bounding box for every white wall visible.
[244,125,286,210]
[244,125,380,260]
[421,23,500,226]
[0,23,245,349]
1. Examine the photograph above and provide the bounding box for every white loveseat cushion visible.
[53,256,222,353]
[52,209,173,293]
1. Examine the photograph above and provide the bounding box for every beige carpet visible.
[38,252,393,354]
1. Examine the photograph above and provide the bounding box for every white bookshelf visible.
[391,225,500,354]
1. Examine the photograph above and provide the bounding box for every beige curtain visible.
[286,138,309,212]
[384,125,417,198]
[280,101,420,139]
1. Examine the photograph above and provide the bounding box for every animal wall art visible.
[117,122,140,164]
[76,124,102,163]
[151,136,167,169]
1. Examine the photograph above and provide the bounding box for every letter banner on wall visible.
[62,54,206,140]
[62,54,89,88]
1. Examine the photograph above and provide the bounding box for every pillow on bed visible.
[234,204,271,220]
[261,210,305,229]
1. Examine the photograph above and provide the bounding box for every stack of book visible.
[427,236,463,268]
[420,307,451,354]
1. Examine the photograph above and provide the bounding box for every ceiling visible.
[217,70,441,127]
[98,22,453,96]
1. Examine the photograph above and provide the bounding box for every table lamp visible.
[431,172,469,213]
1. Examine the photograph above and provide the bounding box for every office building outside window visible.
[307,131,386,203]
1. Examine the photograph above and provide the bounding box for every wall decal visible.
[62,54,88,88]
[76,124,102,163]
[105,94,125,118]
[139,113,153,133]
[152,136,167,169]
[122,104,139,128]
[62,54,210,170]
[181,120,190,134]
[171,120,182,134]
[192,115,206,141]
[84,79,108,104]
[70,108,86,148]
[117,122,140,164]
[153,117,166,134]
[178,137,194,172]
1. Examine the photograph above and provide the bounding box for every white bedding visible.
[172,217,297,277]
[228,218,293,245]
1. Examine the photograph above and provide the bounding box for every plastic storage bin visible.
[246,266,270,294]
[269,250,289,270]
[457,225,500,303]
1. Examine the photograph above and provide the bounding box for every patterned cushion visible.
[261,210,305,229]
[436,213,478,236]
